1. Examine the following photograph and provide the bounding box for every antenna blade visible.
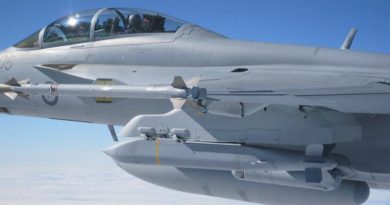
[341,28,358,50]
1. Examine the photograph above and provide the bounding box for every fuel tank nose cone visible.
[103,145,117,159]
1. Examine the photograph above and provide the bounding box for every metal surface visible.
[341,28,358,50]
[2,7,390,205]
[103,138,338,171]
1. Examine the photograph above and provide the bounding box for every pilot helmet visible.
[128,14,142,30]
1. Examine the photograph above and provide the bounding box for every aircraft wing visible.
[207,81,390,114]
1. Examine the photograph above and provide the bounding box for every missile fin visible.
[5,78,21,86]
[170,98,186,109]
[171,76,201,89]
[4,91,18,100]
[171,76,188,89]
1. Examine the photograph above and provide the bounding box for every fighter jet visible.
[0,7,389,205]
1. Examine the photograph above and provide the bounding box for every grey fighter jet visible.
[0,7,389,205]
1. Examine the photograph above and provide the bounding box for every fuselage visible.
[2,8,390,205]
[2,24,390,120]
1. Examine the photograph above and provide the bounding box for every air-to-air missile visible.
[0,76,204,101]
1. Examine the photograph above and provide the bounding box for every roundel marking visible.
[41,81,59,106]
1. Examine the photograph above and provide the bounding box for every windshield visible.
[13,30,41,48]
[14,8,187,49]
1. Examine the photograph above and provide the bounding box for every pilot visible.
[142,15,153,32]
[112,17,124,34]
[127,14,142,33]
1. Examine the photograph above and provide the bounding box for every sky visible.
[0,0,390,205]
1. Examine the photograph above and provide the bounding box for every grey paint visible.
[1,7,390,205]
[117,163,369,205]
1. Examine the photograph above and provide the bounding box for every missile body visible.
[4,83,187,99]
[0,76,204,101]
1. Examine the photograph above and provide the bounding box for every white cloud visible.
[0,166,388,205]
[0,166,251,205]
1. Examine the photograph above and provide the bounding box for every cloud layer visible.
[0,166,388,205]
[0,166,252,205]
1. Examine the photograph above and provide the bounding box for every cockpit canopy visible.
[14,8,187,49]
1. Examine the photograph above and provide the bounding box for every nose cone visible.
[103,138,138,160]
[103,138,144,164]
[103,145,118,159]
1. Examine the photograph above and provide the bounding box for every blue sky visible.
[0,0,390,205]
